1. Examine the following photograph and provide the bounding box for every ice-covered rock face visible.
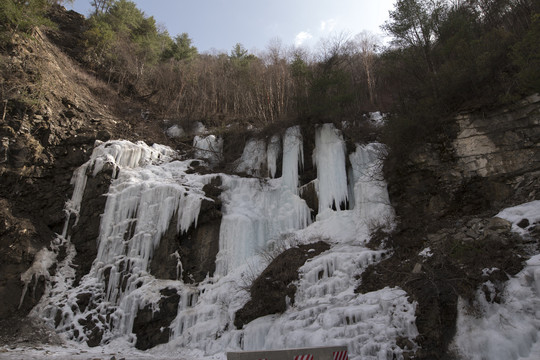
[27,140,215,345]
[451,201,540,360]
[25,125,413,359]
[215,175,312,276]
[234,138,267,176]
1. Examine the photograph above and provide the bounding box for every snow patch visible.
[496,200,540,236]
[419,247,433,258]
[166,125,184,138]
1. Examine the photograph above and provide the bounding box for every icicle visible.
[94,162,208,302]
[312,123,348,212]
[282,126,304,193]
[267,135,281,178]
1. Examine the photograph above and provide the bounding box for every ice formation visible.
[451,201,540,360]
[65,140,175,227]
[239,245,417,358]
[94,160,209,305]
[234,138,267,176]
[215,175,312,276]
[23,126,419,360]
[369,111,385,126]
[31,140,213,344]
[282,126,304,192]
[348,143,394,229]
[266,134,281,178]
[193,135,223,165]
[216,125,311,275]
[19,247,57,309]
[313,123,349,212]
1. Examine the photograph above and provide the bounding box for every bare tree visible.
[354,31,380,104]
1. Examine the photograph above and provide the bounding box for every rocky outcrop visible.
[133,288,180,350]
[0,199,50,318]
[234,241,330,329]
[150,177,223,283]
[359,215,525,359]
[454,94,540,178]
[388,94,540,229]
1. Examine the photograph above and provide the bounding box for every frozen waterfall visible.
[282,125,304,192]
[216,126,310,276]
[24,124,417,360]
[313,123,349,212]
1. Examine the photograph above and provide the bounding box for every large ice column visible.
[349,143,394,228]
[193,135,223,165]
[215,176,312,276]
[235,138,267,176]
[312,123,349,212]
[267,135,281,178]
[282,126,304,193]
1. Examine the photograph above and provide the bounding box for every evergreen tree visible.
[161,33,198,61]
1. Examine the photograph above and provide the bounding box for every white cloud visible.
[295,31,313,46]
[320,18,337,32]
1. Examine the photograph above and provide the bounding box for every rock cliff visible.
[361,94,540,357]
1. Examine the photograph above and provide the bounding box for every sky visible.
[67,0,396,54]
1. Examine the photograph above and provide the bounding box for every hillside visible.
[0,3,539,360]
[0,5,172,320]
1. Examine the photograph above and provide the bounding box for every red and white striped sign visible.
[293,355,314,360]
[333,350,349,360]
